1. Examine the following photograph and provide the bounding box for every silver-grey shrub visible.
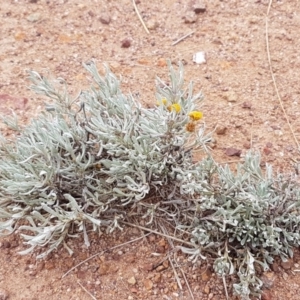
[0,61,207,257]
[0,61,300,299]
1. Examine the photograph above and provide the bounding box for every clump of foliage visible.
[1,61,300,299]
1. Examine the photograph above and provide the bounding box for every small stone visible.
[99,262,110,275]
[224,91,238,102]
[127,276,136,285]
[274,130,283,136]
[261,272,276,289]
[209,138,217,149]
[190,0,206,13]
[225,147,242,157]
[156,265,165,272]
[142,263,153,271]
[29,270,37,276]
[183,11,197,23]
[144,278,153,290]
[157,58,167,68]
[1,241,11,249]
[26,13,41,22]
[263,147,272,155]
[163,260,169,269]
[121,38,131,48]
[171,282,178,291]
[146,19,159,30]
[36,261,45,272]
[201,268,212,282]
[216,125,227,135]
[281,259,293,270]
[243,142,251,149]
[266,142,273,148]
[88,10,96,17]
[99,13,111,25]
[204,284,210,294]
[242,101,252,109]
[282,272,289,280]
[193,52,206,64]
[0,288,9,300]
[153,273,161,283]
[208,293,214,300]
[270,125,280,130]
[14,31,27,41]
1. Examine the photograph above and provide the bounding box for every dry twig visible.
[62,233,150,278]
[172,31,195,46]
[265,0,300,149]
[77,281,97,300]
[132,0,150,34]
[159,223,195,300]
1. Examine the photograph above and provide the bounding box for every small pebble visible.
[242,101,252,109]
[1,241,11,249]
[127,276,136,285]
[183,11,197,23]
[144,278,153,290]
[146,19,159,30]
[224,91,238,102]
[204,284,210,294]
[274,130,283,136]
[98,262,110,275]
[26,13,41,22]
[121,38,131,48]
[281,259,293,270]
[282,272,289,280]
[216,125,227,135]
[99,13,111,25]
[225,147,242,157]
[191,0,206,13]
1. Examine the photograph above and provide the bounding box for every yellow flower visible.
[188,111,203,121]
[157,98,168,106]
[168,103,181,113]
